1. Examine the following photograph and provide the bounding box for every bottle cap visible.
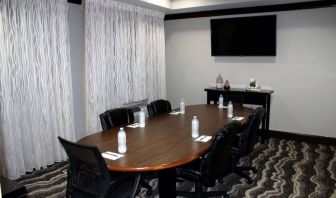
[120,127,124,130]
[193,116,197,118]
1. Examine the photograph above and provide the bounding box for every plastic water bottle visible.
[139,108,145,128]
[191,116,199,138]
[118,127,127,153]
[227,101,233,118]
[180,98,185,114]
[218,94,224,107]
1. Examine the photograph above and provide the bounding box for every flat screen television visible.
[211,15,276,56]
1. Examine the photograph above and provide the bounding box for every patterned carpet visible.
[16,162,68,198]
[16,138,336,198]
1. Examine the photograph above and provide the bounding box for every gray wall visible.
[69,4,86,140]
[165,7,336,137]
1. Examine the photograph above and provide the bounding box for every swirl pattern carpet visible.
[17,138,336,198]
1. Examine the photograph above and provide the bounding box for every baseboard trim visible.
[269,130,336,145]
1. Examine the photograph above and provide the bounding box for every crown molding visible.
[165,0,336,20]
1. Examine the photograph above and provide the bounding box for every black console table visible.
[204,87,273,142]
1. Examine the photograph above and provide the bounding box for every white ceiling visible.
[117,0,320,14]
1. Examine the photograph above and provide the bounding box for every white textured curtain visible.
[0,0,75,179]
[85,0,166,133]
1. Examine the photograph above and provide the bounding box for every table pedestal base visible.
[158,168,176,198]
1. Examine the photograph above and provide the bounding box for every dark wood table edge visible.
[106,152,205,172]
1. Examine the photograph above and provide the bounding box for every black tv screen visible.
[211,15,276,56]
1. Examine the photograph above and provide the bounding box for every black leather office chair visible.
[98,108,153,195]
[58,137,140,198]
[176,121,240,197]
[147,99,172,117]
[232,107,265,183]
[99,108,134,130]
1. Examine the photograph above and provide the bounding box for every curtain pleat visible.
[85,0,166,133]
[0,0,75,179]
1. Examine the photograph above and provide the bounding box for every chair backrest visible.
[199,121,240,187]
[238,107,266,156]
[58,137,111,198]
[99,108,134,130]
[147,99,172,117]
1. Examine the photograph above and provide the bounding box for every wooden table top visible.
[77,104,252,172]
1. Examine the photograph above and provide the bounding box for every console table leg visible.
[261,104,267,143]
[265,94,271,142]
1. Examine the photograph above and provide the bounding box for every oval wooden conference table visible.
[78,104,252,197]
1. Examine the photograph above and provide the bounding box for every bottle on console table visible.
[216,74,224,89]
